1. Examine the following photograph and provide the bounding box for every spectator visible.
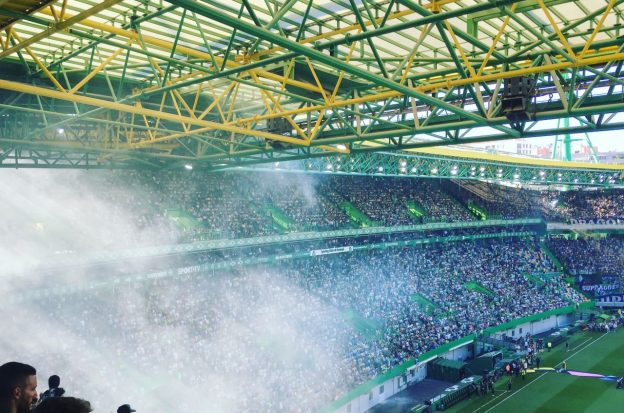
[39,375,65,402]
[0,362,38,413]
[117,404,136,413]
[34,397,92,413]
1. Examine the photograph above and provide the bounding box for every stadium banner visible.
[548,221,624,231]
[11,231,537,304]
[581,284,619,295]
[46,218,541,268]
[431,376,481,410]
[596,294,624,307]
[310,246,354,256]
[568,218,624,225]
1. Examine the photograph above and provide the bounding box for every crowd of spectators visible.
[107,172,624,241]
[97,172,493,242]
[4,170,621,412]
[548,189,624,221]
[8,169,624,260]
[546,236,624,276]
[446,181,624,222]
[322,176,474,226]
[3,237,586,413]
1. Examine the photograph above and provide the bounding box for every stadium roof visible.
[0,0,624,182]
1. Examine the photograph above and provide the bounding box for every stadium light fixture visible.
[57,128,65,135]
[336,144,347,150]
[431,167,438,175]
[184,164,193,170]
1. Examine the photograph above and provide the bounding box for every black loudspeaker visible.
[501,76,534,121]
[266,117,291,134]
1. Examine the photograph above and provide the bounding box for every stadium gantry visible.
[0,0,623,186]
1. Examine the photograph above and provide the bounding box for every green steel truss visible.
[246,151,624,187]
[0,0,623,181]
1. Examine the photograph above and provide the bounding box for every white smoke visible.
[0,169,351,413]
[0,169,179,276]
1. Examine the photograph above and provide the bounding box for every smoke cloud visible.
[0,169,351,413]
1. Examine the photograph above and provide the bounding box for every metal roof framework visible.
[0,0,624,181]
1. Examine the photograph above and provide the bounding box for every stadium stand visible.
[546,236,624,275]
[16,236,585,413]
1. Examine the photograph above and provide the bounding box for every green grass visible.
[446,328,624,413]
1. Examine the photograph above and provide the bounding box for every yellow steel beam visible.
[399,24,433,85]
[250,0,461,61]
[198,82,237,120]
[69,45,128,94]
[409,147,624,171]
[330,38,359,102]
[304,57,329,104]
[477,3,517,76]
[29,3,622,121]
[12,2,624,143]
[250,8,415,60]
[230,49,624,128]
[443,20,477,78]
[0,79,308,147]
[317,144,350,154]
[48,4,59,22]
[10,31,66,92]
[436,51,624,90]
[248,70,309,140]
[537,0,575,59]
[226,82,240,122]
[0,0,125,59]
[248,0,465,61]
[579,0,616,58]
[59,0,68,21]
[35,8,323,95]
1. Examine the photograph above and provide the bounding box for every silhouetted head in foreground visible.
[33,397,92,413]
[0,362,38,413]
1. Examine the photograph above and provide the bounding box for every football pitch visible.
[446,327,624,413]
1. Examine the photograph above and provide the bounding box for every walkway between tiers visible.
[367,379,452,413]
